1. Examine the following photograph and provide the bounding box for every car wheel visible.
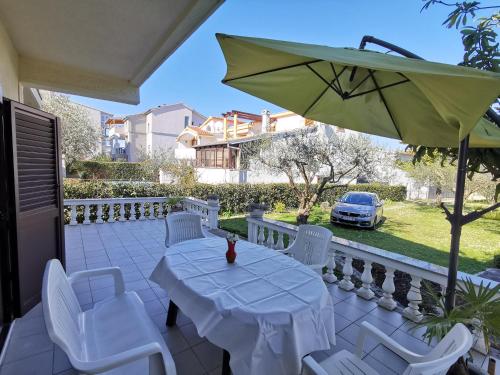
[371,216,378,230]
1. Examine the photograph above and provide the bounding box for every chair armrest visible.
[356,321,425,363]
[72,342,170,374]
[68,267,125,296]
[302,355,328,375]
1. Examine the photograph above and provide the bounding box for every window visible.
[195,146,239,169]
[184,116,190,128]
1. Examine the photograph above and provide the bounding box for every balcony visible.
[0,197,496,375]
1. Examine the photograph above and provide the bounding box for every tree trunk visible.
[296,195,319,224]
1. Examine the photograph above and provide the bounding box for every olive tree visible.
[41,92,99,166]
[244,126,381,223]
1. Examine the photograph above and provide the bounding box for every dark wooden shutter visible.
[0,99,64,317]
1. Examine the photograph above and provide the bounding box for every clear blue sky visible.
[71,0,496,149]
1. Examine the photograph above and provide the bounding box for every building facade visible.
[174,109,354,184]
[107,103,206,161]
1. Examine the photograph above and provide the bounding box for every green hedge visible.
[64,180,406,214]
[69,161,155,181]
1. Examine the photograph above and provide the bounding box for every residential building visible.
[174,109,354,184]
[106,103,206,161]
[74,101,113,155]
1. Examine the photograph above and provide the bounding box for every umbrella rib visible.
[330,63,347,94]
[222,59,323,83]
[346,72,372,97]
[368,69,403,140]
[345,78,410,100]
[306,64,343,97]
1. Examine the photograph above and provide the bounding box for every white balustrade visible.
[246,212,499,324]
[182,197,220,229]
[65,196,220,228]
[65,197,169,225]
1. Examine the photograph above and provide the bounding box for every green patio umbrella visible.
[216,33,500,309]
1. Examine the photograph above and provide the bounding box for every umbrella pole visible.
[444,135,469,311]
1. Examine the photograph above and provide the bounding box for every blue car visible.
[330,192,384,229]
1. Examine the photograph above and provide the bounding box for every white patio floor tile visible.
[0,220,490,375]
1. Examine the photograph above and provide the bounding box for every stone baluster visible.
[356,260,375,299]
[207,197,220,229]
[148,202,156,220]
[107,203,115,223]
[157,202,164,219]
[257,225,265,245]
[275,232,285,250]
[83,204,91,225]
[266,228,275,248]
[403,275,423,322]
[138,202,145,220]
[249,222,258,243]
[69,205,78,225]
[95,204,104,224]
[289,233,296,243]
[378,268,397,310]
[128,203,136,221]
[323,248,337,283]
[338,255,354,291]
[119,203,126,222]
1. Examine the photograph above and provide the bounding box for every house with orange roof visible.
[173,109,352,184]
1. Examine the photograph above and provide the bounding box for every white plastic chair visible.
[42,259,176,375]
[303,321,473,375]
[165,212,205,247]
[280,224,332,274]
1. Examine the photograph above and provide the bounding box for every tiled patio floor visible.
[0,221,493,375]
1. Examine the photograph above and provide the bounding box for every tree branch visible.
[462,202,500,225]
[440,202,454,222]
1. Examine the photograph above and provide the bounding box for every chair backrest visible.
[403,323,473,375]
[287,224,332,266]
[42,259,83,361]
[166,212,205,246]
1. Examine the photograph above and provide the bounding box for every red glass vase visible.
[226,240,237,263]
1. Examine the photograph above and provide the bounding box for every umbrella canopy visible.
[217,33,500,148]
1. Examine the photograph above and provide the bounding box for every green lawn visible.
[219,201,499,274]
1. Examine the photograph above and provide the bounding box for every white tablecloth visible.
[150,237,335,375]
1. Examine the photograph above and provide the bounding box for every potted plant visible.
[415,278,500,375]
[226,233,239,264]
[166,197,183,214]
[247,202,268,218]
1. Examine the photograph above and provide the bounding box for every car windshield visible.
[341,193,374,206]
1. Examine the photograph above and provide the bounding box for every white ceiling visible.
[0,0,223,103]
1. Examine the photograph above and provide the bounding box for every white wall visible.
[127,114,147,161]
[0,19,19,100]
[195,168,306,184]
[274,115,305,132]
[150,105,204,153]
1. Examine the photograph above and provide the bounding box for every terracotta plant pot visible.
[226,240,237,264]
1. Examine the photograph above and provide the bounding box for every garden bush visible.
[69,161,156,181]
[64,180,406,214]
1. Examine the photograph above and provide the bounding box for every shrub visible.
[320,201,331,212]
[69,161,156,181]
[273,201,287,213]
[64,180,407,214]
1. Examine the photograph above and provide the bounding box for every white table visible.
[150,237,335,375]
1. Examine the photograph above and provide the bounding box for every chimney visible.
[261,109,271,134]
